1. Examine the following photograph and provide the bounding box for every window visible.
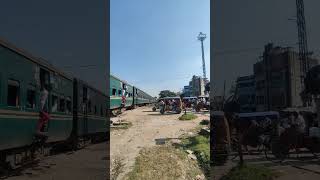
[88,100,92,113]
[59,98,66,112]
[112,88,117,96]
[100,106,103,116]
[7,80,20,107]
[94,105,97,115]
[83,87,88,101]
[118,89,122,96]
[51,95,58,112]
[66,98,72,114]
[26,88,36,109]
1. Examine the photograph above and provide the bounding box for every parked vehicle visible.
[182,97,197,108]
[159,97,182,114]
[270,107,320,161]
[195,95,209,112]
[152,98,164,111]
[235,111,280,156]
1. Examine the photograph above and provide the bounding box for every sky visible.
[0,0,107,93]
[111,0,210,97]
[213,0,320,97]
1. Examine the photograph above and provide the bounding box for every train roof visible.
[160,96,181,99]
[0,37,107,97]
[0,37,73,81]
[110,74,132,86]
[78,79,107,97]
[183,97,197,99]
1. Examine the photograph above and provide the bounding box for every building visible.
[189,75,206,96]
[254,43,319,111]
[236,75,255,112]
[183,85,192,97]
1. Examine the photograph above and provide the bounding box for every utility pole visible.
[198,32,207,80]
[296,0,310,107]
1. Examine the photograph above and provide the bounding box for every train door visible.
[82,86,89,136]
[39,68,50,133]
[132,86,135,108]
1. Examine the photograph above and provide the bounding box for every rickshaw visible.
[182,97,197,109]
[152,98,163,111]
[234,111,280,158]
[159,97,182,114]
[269,107,320,161]
[211,111,231,165]
[195,95,209,112]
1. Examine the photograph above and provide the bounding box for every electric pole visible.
[198,32,207,80]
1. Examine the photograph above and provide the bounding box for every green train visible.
[110,74,155,114]
[0,39,108,169]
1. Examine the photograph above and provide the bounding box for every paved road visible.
[5,142,109,180]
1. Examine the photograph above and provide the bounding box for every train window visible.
[26,89,36,109]
[88,100,92,113]
[59,98,66,112]
[83,87,88,101]
[118,89,122,96]
[94,105,97,115]
[7,79,20,107]
[51,95,58,112]
[66,99,72,114]
[112,88,117,96]
[100,106,103,116]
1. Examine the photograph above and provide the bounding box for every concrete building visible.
[189,75,206,96]
[236,75,255,112]
[183,85,192,97]
[254,43,319,111]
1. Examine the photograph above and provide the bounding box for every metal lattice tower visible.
[198,32,207,79]
[296,0,309,85]
[296,0,311,106]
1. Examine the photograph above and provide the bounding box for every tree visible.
[159,90,177,98]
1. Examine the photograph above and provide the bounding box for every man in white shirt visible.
[291,111,306,134]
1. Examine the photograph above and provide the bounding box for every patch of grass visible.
[111,156,125,180]
[221,164,281,180]
[125,146,202,180]
[181,135,210,177]
[200,119,210,125]
[179,113,197,121]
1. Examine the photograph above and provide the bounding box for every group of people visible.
[159,99,178,112]
[279,111,307,135]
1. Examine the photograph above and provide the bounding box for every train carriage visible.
[110,74,153,112]
[0,38,108,169]
[74,80,108,142]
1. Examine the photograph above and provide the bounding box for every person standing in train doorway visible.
[36,84,50,137]
[121,89,126,109]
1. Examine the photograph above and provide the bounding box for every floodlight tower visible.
[296,0,310,106]
[198,32,207,79]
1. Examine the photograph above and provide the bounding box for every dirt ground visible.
[5,142,109,180]
[110,106,209,180]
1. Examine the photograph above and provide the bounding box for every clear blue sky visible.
[111,0,210,97]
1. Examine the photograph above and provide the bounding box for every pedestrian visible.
[37,85,50,135]
[292,111,306,134]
